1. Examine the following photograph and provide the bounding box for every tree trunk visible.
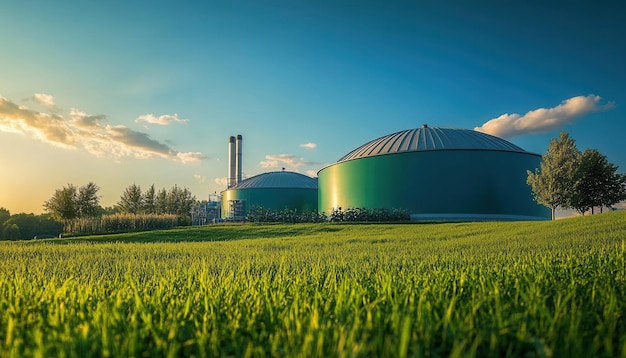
[552,207,556,220]
[591,207,595,215]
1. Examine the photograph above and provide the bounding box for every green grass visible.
[1,212,625,357]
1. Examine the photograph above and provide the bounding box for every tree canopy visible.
[528,132,626,218]
[43,182,102,221]
[116,184,197,224]
[527,132,580,220]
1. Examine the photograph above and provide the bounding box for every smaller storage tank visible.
[221,171,318,220]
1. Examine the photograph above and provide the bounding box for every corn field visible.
[63,213,179,236]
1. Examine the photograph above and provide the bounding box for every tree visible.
[600,170,626,212]
[142,184,156,214]
[76,182,101,218]
[44,183,102,221]
[2,224,20,241]
[117,184,143,214]
[166,185,196,217]
[571,149,608,215]
[43,184,78,221]
[2,213,63,240]
[527,132,581,220]
[155,188,168,214]
[0,208,9,240]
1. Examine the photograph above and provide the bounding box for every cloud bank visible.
[259,154,323,176]
[475,95,614,138]
[260,154,315,170]
[0,96,205,163]
[135,113,188,125]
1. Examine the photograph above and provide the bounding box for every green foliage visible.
[0,207,10,226]
[1,213,63,240]
[43,182,102,221]
[247,205,327,223]
[76,182,101,218]
[142,184,156,214]
[117,184,196,225]
[1,212,625,356]
[330,207,411,222]
[571,149,618,214]
[528,132,626,218]
[63,213,179,236]
[527,132,580,219]
[2,223,20,240]
[43,183,79,221]
[117,184,143,214]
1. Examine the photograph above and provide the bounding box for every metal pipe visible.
[236,134,243,185]
[228,136,236,188]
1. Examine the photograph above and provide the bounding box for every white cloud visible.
[475,95,614,138]
[214,177,228,187]
[300,142,317,149]
[135,113,188,125]
[260,154,305,170]
[32,93,56,108]
[0,96,206,163]
[306,170,318,178]
[22,93,61,112]
[194,174,207,184]
[259,154,323,174]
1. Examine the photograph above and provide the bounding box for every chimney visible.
[236,134,243,185]
[228,136,236,188]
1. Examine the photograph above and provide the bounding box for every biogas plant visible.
[218,126,551,221]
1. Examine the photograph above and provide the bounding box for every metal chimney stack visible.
[236,134,243,185]
[228,136,236,188]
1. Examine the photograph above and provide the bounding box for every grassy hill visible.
[1,211,625,357]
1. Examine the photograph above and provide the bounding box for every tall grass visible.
[0,211,625,357]
[63,213,179,236]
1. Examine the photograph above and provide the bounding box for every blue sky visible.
[1,0,624,214]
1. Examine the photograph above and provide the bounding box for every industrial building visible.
[317,125,551,221]
[220,135,318,220]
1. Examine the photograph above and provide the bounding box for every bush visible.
[246,206,409,223]
[330,207,410,222]
[246,206,327,223]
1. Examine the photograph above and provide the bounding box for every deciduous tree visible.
[77,182,101,218]
[43,184,79,221]
[44,183,102,221]
[527,132,580,220]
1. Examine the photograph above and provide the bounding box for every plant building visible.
[317,125,551,221]
[220,135,318,220]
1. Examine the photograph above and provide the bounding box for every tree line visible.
[527,132,626,220]
[1,183,198,240]
[0,208,63,241]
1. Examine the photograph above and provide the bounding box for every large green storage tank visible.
[221,171,318,220]
[318,125,551,221]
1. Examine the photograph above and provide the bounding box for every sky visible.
[1,0,625,215]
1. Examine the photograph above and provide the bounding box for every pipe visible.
[228,136,236,188]
[236,134,242,185]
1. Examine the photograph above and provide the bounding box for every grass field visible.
[0,212,625,357]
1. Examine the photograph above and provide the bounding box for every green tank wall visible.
[318,150,551,221]
[221,188,318,219]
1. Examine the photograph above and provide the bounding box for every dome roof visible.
[233,171,318,189]
[338,126,528,162]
